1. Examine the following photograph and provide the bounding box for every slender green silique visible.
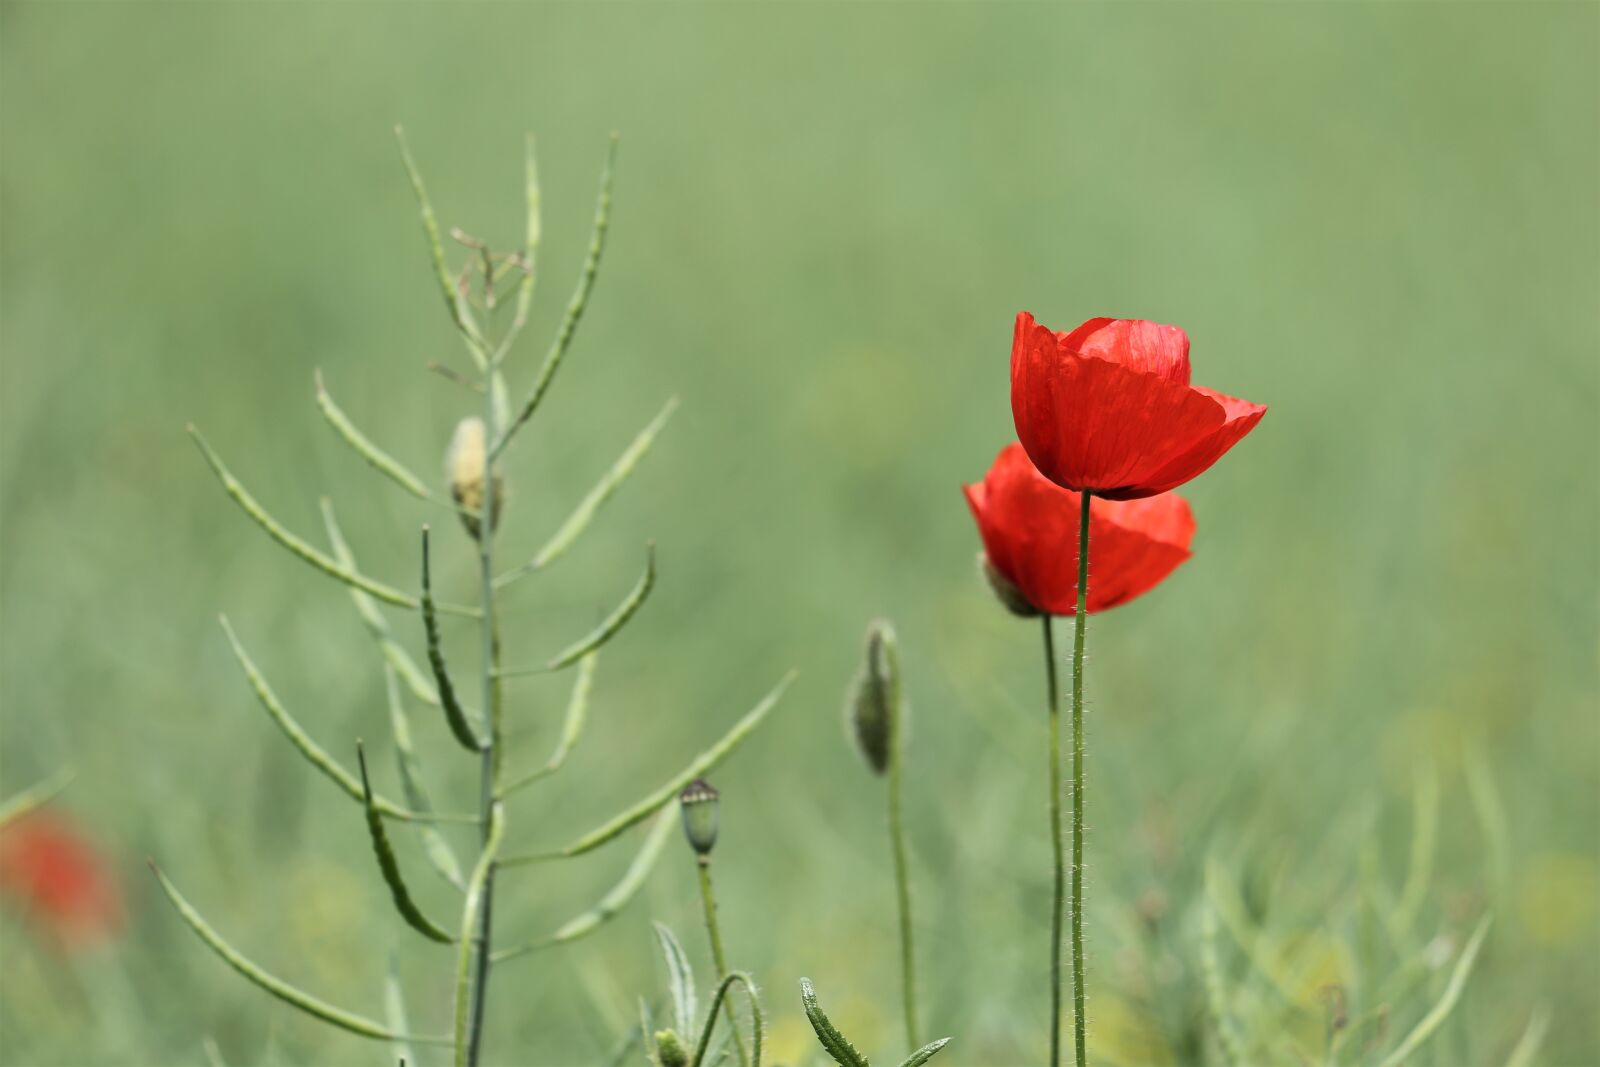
[420,527,485,753]
[498,544,655,674]
[0,767,75,831]
[697,857,749,1067]
[314,369,432,500]
[1068,489,1090,1067]
[356,743,455,944]
[501,652,598,798]
[881,633,918,1051]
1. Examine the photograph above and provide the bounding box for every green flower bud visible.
[446,416,503,541]
[847,619,902,775]
[979,552,1042,618]
[654,1029,690,1067]
[679,778,720,857]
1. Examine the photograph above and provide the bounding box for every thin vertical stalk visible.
[464,331,505,1067]
[1043,614,1063,1067]
[1069,489,1091,1067]
[884,638,918,1050]
[697,858,749,1067]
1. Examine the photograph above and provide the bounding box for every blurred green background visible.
[2,2,1596,1065]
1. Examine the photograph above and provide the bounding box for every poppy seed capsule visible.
[654,1030,689,1067]
[445,416,503,541]
[847,619,902,775]
[979,552,1043,618]
[679,779,720,857]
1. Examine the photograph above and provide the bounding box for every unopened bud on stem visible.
[654,1029,690,1067]
[679,779,720,858]
[847,619,903,775]
[446,416,503,540]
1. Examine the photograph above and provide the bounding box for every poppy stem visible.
[1070,489,1091,1067]
[696,856,750,1067]
[1043,613,1064,1067]
[884,633,919,1052]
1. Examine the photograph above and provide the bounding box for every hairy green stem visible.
[884,639,918,1051]
[1069,489,1090,1067]
[1043,614,1063,1067]
[697,858,749,1067]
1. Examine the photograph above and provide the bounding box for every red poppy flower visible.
[1010,312,1266,499]
[964,443,1195,615]
[0,811,123,948]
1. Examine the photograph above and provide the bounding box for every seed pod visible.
[445,416,503,540]
[678,779,720,857]
[847,619,902,775]
[978,552,1041,618]
[654,1029,690,1067]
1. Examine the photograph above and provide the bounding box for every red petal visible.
[1059,317,1191,385]
[1012,317,1225,494]
[1103,387,1267,499]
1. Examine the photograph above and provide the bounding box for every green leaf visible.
[502,547,655,676]
[356,743,455,944]
[314,370,432,500]
[799,979,865,1067]
[495,398,678,587]
[452,804,505,1067]
[502,652,598,797]
[494,134,618,457]
[322,500,439,707]
[492,806,673,964]
[420,526,484,752]
[0,767,74,831]
[692,973,765,1067]
[1376,916,1493,1067]
[506,671,795,862]
[151,864,449,1046]
[653,922,698,1039]
[896,1039,950,1067]
[218,615,455,824]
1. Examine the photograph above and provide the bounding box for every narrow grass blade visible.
[1394,763,1439,933]
[503,547,654,676]
[357,743,455,944]
[190,426,422,610]
[219,616,412,820]
[653,922,698,1039]
[492,810,673,963]
[394,125,484,359]
[452,804,505,1067]
[494,134,617,458]
[1376,916,1493,1067]
[151,863,449,1045]
[1504,1007,1551,1067]
[322,500,438,706]
[513,671,794,861]
[897,1039,950,1067]
[0,767,75,830]
[1201,903,1246,1067]
[495,398,678,588]
[315,370,432,500]
[383,666,464,890]
[799,978,867,1067]
[420,526,483,752]
[692,973,764,1067]
[502,652,597,797]
[385,952,416,1067]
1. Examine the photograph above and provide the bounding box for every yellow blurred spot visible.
[1518,853,1599,945]
[1090,993,1172,1067]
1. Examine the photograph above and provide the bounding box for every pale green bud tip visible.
[446,416,504,540]
[847,619,900,775]
[654,1029,690,1067]
[679,778,720,856]
[979,552,1041,618]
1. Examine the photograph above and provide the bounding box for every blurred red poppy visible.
[0,811,123,948]
[1010,312,1266,499]
[964,442,1195,615]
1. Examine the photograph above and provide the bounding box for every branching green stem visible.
[697,858,749,1067]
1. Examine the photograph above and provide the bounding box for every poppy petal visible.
[1102,387,1267,499]
[1059,317,1191,385]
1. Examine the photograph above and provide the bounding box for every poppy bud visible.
[679,779,720,858]
[846,620,902,775]
[978,552,1042,618]
[654,1030,690,1067]
[445,416,503,541]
